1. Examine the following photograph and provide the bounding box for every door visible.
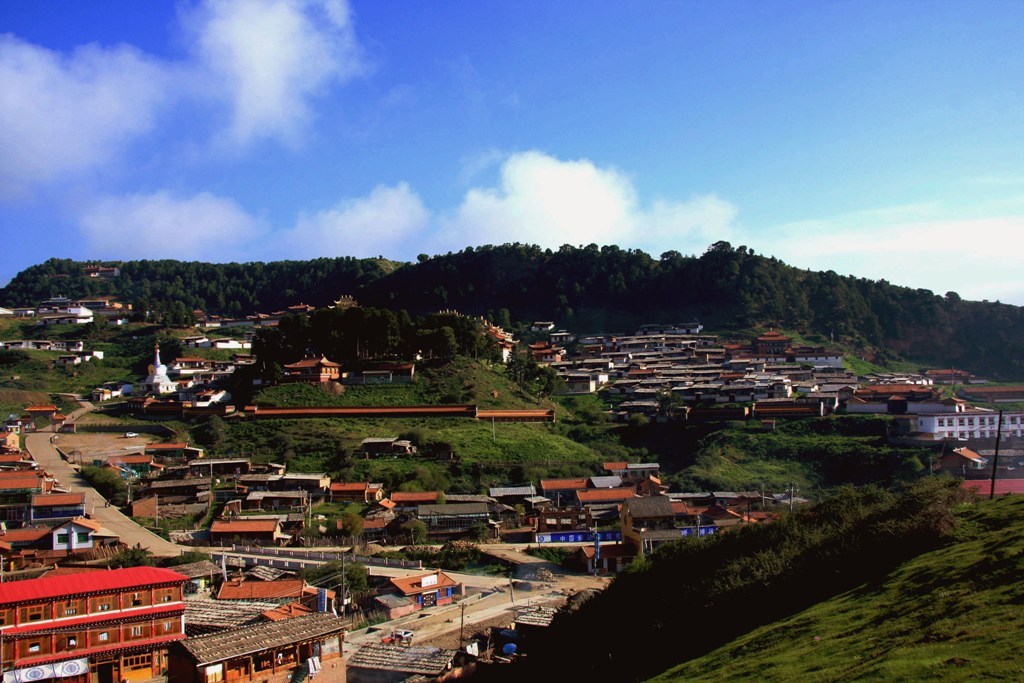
[96,662,115,683]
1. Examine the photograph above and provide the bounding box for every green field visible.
[652,495,1024,681]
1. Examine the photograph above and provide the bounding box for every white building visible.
[915,411,1024,441]
[139,344,178,395]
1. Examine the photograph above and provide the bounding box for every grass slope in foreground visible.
[651,495,1024,682]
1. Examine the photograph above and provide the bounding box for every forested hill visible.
[3,242,1024,378]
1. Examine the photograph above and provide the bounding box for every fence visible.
[226,544,423,570]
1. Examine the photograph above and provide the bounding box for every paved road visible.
[24,400,188,557]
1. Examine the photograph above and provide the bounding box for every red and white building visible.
[0,566,187,683]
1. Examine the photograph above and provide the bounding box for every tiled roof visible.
[182,612,346,664]
[331,482,369,492]
[110,453,153,464]
[170,560,221,578]
[0,474,46,489]
[389,571,459,596]
[31,492,84,506]
[625,496,674,518]
[217,579,306,601]
[59,517,103,531]
[210,519,279,534]
[579,543,636,559]
[487,485,536,498]
[0,566,186,605]
[261,601,313,621]
[348,644,457,675]
[576,488,636,503]
[391,491,440,503]
[0,527,51,543]
[417,503,489,516]
[283,356,340,369]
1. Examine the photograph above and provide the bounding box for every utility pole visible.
[459,601,467,649]
[990,410,1004,500]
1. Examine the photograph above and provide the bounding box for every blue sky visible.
[2,1,1024,304]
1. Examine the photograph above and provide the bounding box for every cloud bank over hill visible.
[2,1,1023,305]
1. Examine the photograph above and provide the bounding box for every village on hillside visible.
[1,292,1023,683]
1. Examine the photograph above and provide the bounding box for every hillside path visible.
[25,399,188,557]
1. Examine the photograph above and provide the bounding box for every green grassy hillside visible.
[652,495,1024,681]
[199,358,608,491]
[495,480,993,683]
[252,357,549,410]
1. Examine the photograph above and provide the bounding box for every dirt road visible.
[24,401,188,557]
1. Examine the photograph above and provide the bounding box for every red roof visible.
[261,601,313,621]
[0,527,51,543]
[25,405,58,412]
[962,479,1024,496]
[603,462,628,472]
[146,442,190,450]
[0,567,187,605]
[109,453,153,465]
[576,488,636,503]
[579,544,636,559]
[389,571,459,596]
[331,482,369,492]
[391,491,439,503]
[31,492,84,507]
[284,356,340,369]
[210,519,280,534]
[217,578,306,600]
[0,472,45,487]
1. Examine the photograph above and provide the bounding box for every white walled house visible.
[915,411,1024,441]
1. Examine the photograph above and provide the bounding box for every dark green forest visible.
[3,242,1023,378]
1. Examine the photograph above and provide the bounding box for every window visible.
[67,637,77,648]
[163,620,174,632]
[130,625,143,638]
[64,606,77,616]
[76,532,89,543]
[56,533,69,544]
[29,642,41,653]
[98,632,109,642]
[97,603,111,611]
[123,654,152,671]
[131,592,143,606]
[20,605,46,622]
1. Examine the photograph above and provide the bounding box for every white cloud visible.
[438,150,738,254]
[79,191,266,260]
[280,182,430,258]
[760,207,1024,304]
[0,0,365,201]
[0,35,170,199]
[184,0,364,147]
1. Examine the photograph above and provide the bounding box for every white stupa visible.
[140,343,178,395]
